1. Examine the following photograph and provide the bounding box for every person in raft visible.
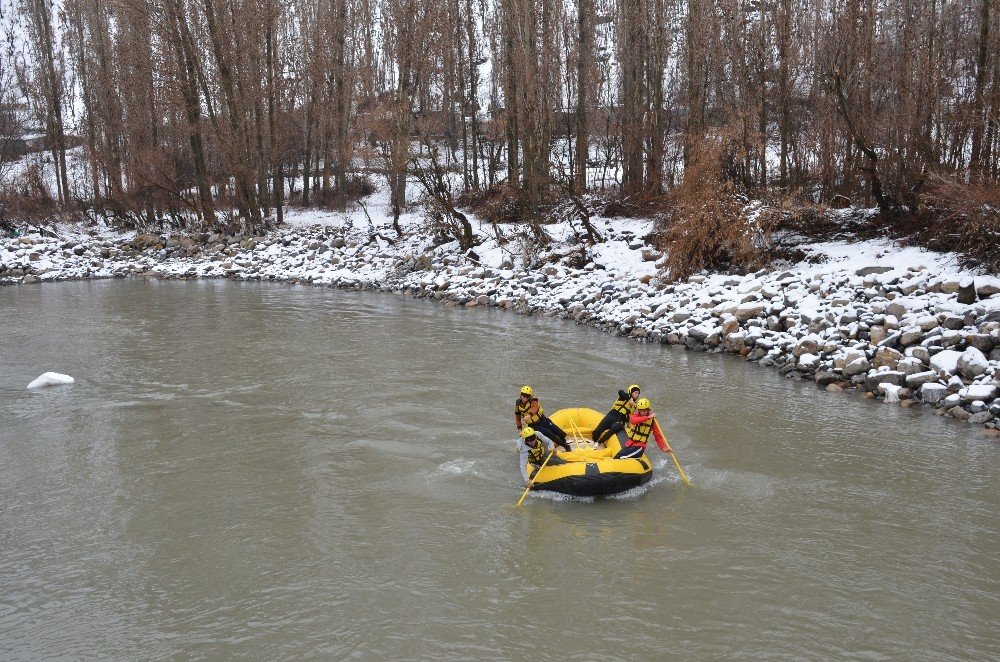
[591,383,641,445]
[613,397,670,459]
[514,385,569,449]
[518,426,567,487]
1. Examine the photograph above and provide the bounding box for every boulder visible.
[735,301,766,322]
[942,316,966,331]
[969,412,995,425]
[896,357,927,376]
[905,371,940,388]
[960,384,998,403]
[879,383,904,403]
[965,334,994,354]
[815,371,840,387]
[856,266,894,277]
[957,347,989,379]
[872,347,904,370]
[907,346,931,364]
[929,349,963,375]
[949,406,973,420]
[886,302,907,318]
[797,353,821,371]
[870,326,888,345]
[977,282,1000,299]
[844,357,871,377]
[866,371,906,391]
[957,279,977,305]
[793,335,822,357]
[899,327,924,346]
[920,383,948,404]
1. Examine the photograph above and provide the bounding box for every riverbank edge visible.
[3,222,999,433]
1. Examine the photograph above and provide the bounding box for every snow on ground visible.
[3,182,1000,429]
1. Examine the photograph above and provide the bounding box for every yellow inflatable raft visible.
[523,407,653,497]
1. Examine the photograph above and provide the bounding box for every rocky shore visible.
[3,215,999,431]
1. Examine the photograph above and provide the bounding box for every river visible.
[1,280,998,660]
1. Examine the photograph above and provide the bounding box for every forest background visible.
[1,0,998,277]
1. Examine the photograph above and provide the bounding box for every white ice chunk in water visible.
[27,372,75,389]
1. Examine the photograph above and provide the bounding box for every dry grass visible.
[0,164,60,230]
[656,139,774,281]
[902,173,1000,272]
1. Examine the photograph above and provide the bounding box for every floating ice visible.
[27,372,75,389]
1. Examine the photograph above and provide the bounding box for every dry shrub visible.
[0,164,59,227]
[658,139,772,281]
[457,182,534,225]
[908,174,1000,272]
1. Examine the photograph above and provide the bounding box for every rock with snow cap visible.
[879,383,904,403]
[920,383,948,404]
[957,348,989,380]
[960,384,998,403]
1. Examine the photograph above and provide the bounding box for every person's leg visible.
[591,411,617,442]
[595,416,625,444]
[613,443,645,460]
[535,417,569,448]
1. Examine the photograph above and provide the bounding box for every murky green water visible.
[1,280,998,660]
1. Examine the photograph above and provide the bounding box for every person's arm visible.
[514,403,522,431]
[650,416,669,452]
[518,443,531,483]
[630,411,652,426]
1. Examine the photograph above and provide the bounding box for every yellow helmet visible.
[520,385,534,396]
[627,384,641,394]
[636,397,651,410]
[521,426,536,439]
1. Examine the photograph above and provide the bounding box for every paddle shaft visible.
[515,450,554,507]
[652,417,694,487]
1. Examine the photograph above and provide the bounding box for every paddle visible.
[516,450,555,507]
[652,417,694,487]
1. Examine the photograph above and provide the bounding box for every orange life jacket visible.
[514,397,543,426]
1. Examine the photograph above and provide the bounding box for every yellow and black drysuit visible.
[592,389,637,444]
[514,396,568,449]
[517,432,567,483]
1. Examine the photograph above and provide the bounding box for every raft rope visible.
[565,414,598,451]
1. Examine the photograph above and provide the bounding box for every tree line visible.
[3,0,998,233]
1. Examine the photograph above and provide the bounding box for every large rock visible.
[866,371,906,391]
[870,326,888,345]
[856,266,894,277]
[797,353,821,371]
[906,371,940,388]
[965,334,994,354]
[977,282,1000,299]
[896,357,927,375]
[920,383,948,404]
[957,347,989,379]
[886,302,907,318]
[872,347,904,370]
[844,357,871,377]
[929,349,963,375]
[879,383,905,403]
[793,335,822,357]
[960,384,998,403]
[957,279,977,305]
[969,411,995,425]
[899,327,924,346]
[735,301,766,322]
[815,371,840,387]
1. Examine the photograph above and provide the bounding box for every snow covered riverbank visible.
[3,201,1000,431]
